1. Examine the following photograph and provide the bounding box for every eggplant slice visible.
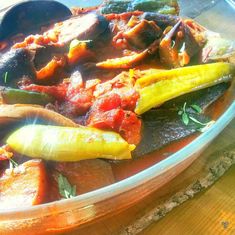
[0,49,36,87]
[133,82,230,157]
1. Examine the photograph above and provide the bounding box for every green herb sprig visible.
[3,72,8,84]
[58,173,76,199]
[178,102,214,132]
[9,158,18,169]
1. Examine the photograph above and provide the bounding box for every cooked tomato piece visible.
[67,89,94,115]
[119,111,142,145]
[94,93,121,111]
[87,93,141,144]
[120,89,139,111]
[88,108,125,130]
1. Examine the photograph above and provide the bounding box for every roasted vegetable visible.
[0,87,53,105]
[49,159,115,201]
[36,56,66,81]
[67,39,94,66]
[100,0,179,15]
[7,125,135,161]
[14,14,108,49]
[133,82,230,157]
[0,49,36,87]
[0,104,77,127]
[135,62,235,115]
[123,19,162,49]
[0,160,48,209]
[159,20,201,68]
[141,12,179,30]
[13,14,109,68]
[96,39,158,69]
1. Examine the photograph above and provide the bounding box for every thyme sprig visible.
[178,102,214,132]
[3,72,8,84]
[58,173,76,199]
[9,158,18,169]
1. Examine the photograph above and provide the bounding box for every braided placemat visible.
[120,144,235,235]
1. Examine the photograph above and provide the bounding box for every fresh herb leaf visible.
[170,40,175,48]
[182,112,189,125]
[9,158,18,169]
[178,110,183,115]
[179,42,186,53]
[58,173,76,199]
[189,116,208,126]
[197,120,215,133]
[178,102,189,125]
[178,102,214,132]
[182,102,187,112]
[3,72,8,84]
[190,104,202,113]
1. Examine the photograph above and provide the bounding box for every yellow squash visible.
[7,125,135,161]
[135,62,235,115]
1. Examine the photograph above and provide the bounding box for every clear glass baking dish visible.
[0,0,234,234]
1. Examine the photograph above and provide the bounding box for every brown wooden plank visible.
[142,165,235,235]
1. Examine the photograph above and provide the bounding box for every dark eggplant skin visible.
[133,83,230,157]
[141,12,179,31]
[0,49,36,87]
[0,0,71,41]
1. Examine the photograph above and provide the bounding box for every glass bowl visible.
[0,1,234,234]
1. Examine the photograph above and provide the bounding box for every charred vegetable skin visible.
[7,125,135,161]
[100,0,179,15]
[133,83,230,157]
[0,49,35,87]
[159,20,201,67]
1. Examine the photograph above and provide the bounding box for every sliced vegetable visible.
[0,87,54,105]
[123,20,162,49]
[36,56,66,81]
[7,125,135,161]
[67,39,94,66]
[48,159,115,201]
[135,62,235,114]
[0,160,48,209]
[96,50,149,69]
[0,104,78,127]
[96,39,158,69]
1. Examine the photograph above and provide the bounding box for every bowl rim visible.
[0,0,235,219]
[0,100,234,218]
